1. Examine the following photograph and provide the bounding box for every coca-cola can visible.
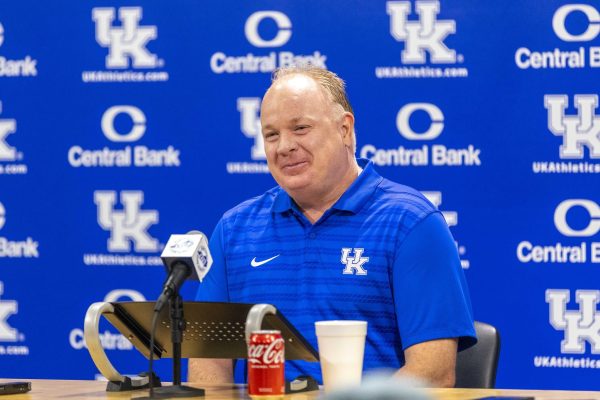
[247,330,285,399]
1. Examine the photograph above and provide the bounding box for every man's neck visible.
[294,161,362,224]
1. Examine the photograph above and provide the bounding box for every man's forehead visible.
[264,74,327,102]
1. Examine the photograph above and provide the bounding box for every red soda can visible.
[247,330,285,399]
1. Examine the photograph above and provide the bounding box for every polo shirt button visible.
[308,232,316,239]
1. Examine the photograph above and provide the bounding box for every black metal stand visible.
[138,295,204,399]
[106,372,161,392]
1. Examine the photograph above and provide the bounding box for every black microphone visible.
[154,230,212,312]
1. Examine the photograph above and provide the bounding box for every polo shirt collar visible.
[271,158,383,214]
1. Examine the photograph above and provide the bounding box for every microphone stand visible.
[148,293,205,398]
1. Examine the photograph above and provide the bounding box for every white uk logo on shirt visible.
[341,248,369,275]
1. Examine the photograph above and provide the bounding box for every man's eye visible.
[295,126,309,132]
[264,132,279,141]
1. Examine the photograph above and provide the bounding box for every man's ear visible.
[340,112,355,148]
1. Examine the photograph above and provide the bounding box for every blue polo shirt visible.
[196,159,476,383]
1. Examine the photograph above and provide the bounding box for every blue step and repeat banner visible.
[1,0,600,390]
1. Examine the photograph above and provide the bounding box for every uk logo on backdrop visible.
[226,97,269,174]
[421,191,470,269]
[360,103,481,167]
[83,191,163,267]
[67,105,181,168]
[0,22,38,78]
[0,282,29,357]
[82,7,169,83]
[210,10,328,74]
[516,199,600,264]
[69,289,146,353]
[534,289,600,369]
[375,1,468,79]
[0,101,27,175]
[531,95,600,174]
[0,202,40,259]
[515,4,600,70]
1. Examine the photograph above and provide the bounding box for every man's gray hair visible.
[270,66,357,153]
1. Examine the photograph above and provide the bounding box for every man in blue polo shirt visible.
[189,66,476,387]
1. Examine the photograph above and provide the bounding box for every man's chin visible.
[276,176,312,194]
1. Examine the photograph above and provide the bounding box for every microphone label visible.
[162,233,213,281]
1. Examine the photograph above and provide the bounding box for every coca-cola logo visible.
[248,338,285,364]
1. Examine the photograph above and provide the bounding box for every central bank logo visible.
[547,289,600,354]
[70,289,145,351]
[376,1,467,79]
[0,282,29,356]
[245,11,292,48]
[0,203,39,258]
[341,248,369,275]
[210,10,327,74]
[0,22,38,78]
[517,199,600,264]
[94,191,159,253]
[515,4,600,70]
[67,105,180,168]
[226,98,269,174]
[555,199,600,237]
[102,105,146,142]
[360,103,481,167]
[553,5,600,42]
[83,7,168,82]
[0,202,5,230]
[532,95,600,174]
[396,102,444,140]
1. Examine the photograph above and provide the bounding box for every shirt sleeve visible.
[195,219,229,302]
[393,211,477,351]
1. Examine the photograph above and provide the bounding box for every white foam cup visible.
[314,320,367,392]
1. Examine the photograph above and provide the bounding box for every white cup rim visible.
[315,320,367,326]
[315,320,367,337]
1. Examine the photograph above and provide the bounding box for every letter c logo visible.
[101,105,146,142]
[396,103,444,140]
[245,11,292,48]
[553,4,600,42]
[554,199,600,237]
[104,289,146,302]
[0,202,5,230]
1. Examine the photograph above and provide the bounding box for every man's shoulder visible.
[362,176,440,234]
[221,186,281,221]
[372,177,437,216]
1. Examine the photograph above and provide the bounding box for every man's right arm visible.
[188,359,233,383]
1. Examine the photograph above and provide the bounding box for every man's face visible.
[260,74,354,201]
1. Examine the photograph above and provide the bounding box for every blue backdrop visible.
[1,0,600,390]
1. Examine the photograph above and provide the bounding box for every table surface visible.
[1,379,600,400]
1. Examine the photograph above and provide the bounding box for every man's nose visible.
[277,132,298,154]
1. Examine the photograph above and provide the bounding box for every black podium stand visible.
[102,301,319,362]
